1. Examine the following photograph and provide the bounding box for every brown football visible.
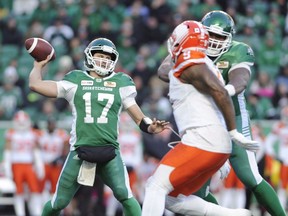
[25,37,56,62]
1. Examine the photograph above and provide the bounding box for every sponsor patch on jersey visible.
[216,61,229,69]
[104,81,116,87]
[81,80,94,85]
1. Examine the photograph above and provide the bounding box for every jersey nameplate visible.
[81,80,94,86]
[216,61,229,69]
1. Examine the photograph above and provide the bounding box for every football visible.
[25,37,56,62]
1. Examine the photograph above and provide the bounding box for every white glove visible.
[3,150,13,179]
[229,129,260,152]
[33,149,45,179]
[218,160,231,180]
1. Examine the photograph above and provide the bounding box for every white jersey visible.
[119,132,143,167]
[5,129,38,163]
[169,55,225,134]
[266,122,288,165]
[278,128,288,165]
[118,112,143,167]
[169,53,231,153]
[38,129,69,163]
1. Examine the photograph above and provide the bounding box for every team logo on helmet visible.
[201,10,235,57]
[167,20,209,62]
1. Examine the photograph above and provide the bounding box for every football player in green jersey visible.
[29,37,169,216]
[158,10,286,216]
[201,10,286,216]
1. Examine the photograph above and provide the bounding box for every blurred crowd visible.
[0,0,287,122]
[0,0,288,215]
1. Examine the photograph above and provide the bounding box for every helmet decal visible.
[201,10,235,57]
[167,20,209,62]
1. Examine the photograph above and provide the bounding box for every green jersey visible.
[57,70,136,150]
[213,41,255,116]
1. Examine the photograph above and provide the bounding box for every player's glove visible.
[229,129,260,152]
[218,160,231,180]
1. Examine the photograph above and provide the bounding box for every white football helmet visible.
[13,110,31,131]
[84,38,119,76]
[167,20,209,62]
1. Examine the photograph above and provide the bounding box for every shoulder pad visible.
[63,70,85,82]
[229,41,255,63]
[113,72,135,87]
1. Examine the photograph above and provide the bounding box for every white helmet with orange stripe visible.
[13,110,32,131]
[167,20,209,63]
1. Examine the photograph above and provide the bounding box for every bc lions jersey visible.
[214,41,255,117]
[5,129,38,163]
[267,122,288,165]
[56,70,137,150]
[118,111,143,167]
[169,50,225,136]
[38,129,69,163]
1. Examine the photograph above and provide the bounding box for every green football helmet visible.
[201,10,236,57]
[84,38,119,76]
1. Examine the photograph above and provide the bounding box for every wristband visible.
[225,84,236,96]
[228,129,237,137]
[139,117,153,134]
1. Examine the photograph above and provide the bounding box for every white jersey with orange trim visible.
[5,129,38,163]
[38,129,69,163]
[118,111,143,167]
[169,52,225,133]
[168,51,230,153]
[119,131,143,167]
[267,122,288,165]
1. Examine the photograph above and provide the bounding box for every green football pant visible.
[42,150,141,216]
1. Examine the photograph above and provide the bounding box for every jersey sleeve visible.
[173,51,206,78]
[225,43,255,76]
[118,73,137,109]
[230,43,255,67]
[56,71,78,100]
